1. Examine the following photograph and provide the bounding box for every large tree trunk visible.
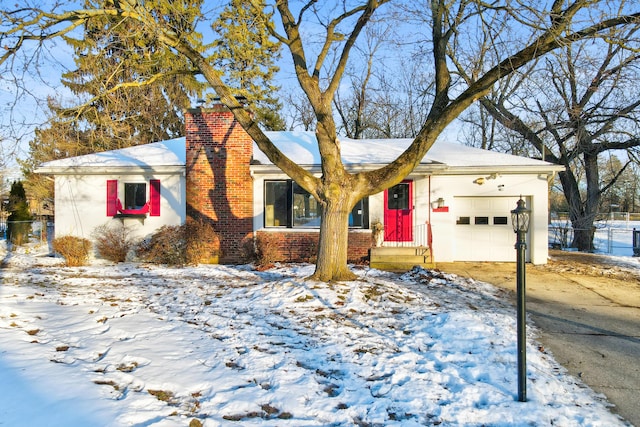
[560,152,602,251]
[311,191,357,282]
[572,152,601,251]
[571,219,595,251]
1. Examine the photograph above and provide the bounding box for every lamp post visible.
[511,197,530,402]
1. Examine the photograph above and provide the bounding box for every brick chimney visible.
[185,104,253,263]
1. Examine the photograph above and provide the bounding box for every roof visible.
[35,138,185,174]
[36,132,562,175]
[258,132,560,174]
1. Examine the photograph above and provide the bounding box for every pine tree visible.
[20,1,205,201]
[210,0,285,130]
[7,181,32,246]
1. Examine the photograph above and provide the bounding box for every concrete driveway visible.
[438,251,640,426]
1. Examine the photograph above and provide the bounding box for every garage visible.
[453,196,530,262]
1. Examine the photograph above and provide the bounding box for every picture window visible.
[264,180,368,229]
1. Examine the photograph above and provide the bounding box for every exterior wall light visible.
[431,197,445,209]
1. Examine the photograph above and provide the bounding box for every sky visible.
[0,1,439,178]
[0,239,632,427]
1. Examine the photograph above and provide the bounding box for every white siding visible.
[53,172,186,251]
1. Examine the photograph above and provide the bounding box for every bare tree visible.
[283,89,316,131]
[600,154,640,214]
[2,1,639,280]
[455,20,640,250]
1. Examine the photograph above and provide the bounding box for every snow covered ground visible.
[550,218,640,257]
[0,243,630,427]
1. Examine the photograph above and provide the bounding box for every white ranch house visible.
[36,106,563,266]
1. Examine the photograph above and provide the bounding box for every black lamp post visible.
[511,197,530,402]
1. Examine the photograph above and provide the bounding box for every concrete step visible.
[370,254,430,264]
[369,246,435,271]
[370,247,431,256]
[369,261,437,271]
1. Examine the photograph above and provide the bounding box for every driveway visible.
[437,250,640,426]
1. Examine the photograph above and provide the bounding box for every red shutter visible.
[106,180,118,216]
[150,179,161,216]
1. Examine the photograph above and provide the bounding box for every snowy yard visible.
[550,217,640,257]
[0,245,628,427]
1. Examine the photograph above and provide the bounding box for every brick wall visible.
[185,105,253,263]
[255,230,372,263]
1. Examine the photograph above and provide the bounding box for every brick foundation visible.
[255,230,371,263]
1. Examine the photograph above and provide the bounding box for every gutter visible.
[34,165,186,176]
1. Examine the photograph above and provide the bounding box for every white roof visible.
[36,138,185,174]
[36,132,560,174]
[259,132,555,170]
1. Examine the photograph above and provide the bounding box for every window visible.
[493,216,508,225]
[456,216,470,225]
[265,181,289,227]
[125,183,147,210]
[475,216,489,225]
[350,198,369,228]
[292,182,322,227]
[264,180,368,228]
[387,182,410,210]
[106,179,161,216]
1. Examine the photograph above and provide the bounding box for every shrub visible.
[92,223,138,262]
[136,219,219,266]
[240,236,258,263]
[255,233,280,267]
[52,236,91,266]
[184,218,220,264]
[136,225,186,265]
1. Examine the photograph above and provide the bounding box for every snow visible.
[36,132,555,171]
[37,138,186,170]
[552,218,640,260]
[258,132,556,168]
[0,243,629,427]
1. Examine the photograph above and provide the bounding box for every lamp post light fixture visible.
[511,197,530,402]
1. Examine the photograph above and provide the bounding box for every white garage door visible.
[454,196,530,262]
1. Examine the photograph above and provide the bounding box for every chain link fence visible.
[550,213,640,256]
[1,218,54,249]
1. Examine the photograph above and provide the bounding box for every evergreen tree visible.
[21,0,207,200]
[7,181,32,246]
[210,0,284,130]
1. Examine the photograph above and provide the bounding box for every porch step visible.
[369,247,435,271]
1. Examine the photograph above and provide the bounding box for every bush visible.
[255,233,280,267]
[136,219,219,266]
[240,236,258,263]
[136,225,186,265]
[52,236,91,266]
[92,223,138,262]
[184,218,220,264]
[7,221,32,247]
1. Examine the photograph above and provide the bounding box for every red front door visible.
[384,180,413,242]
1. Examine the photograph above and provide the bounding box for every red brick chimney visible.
[185,105,253,263]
